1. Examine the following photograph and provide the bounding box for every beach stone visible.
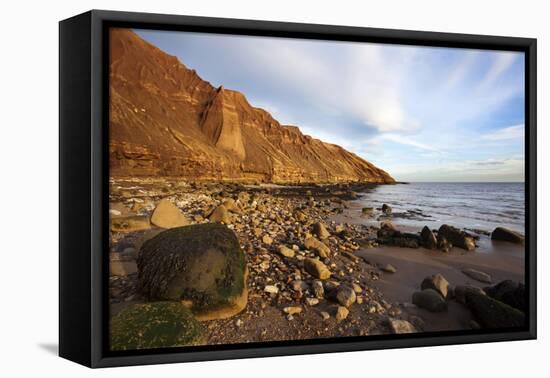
[264,285,279,294]
[321,311,330,320]
[137,224,247,320]
[312,222,331,239]
[306,298,319,306]
[454,285,486,305]
[208,205,232,224]
[437,236,453,252]
[150,199,190,229]
[420,226,438,249]
[291,280,309,292]
[381,264,397,273]
[388,318,417,334]
[312,280,325,298]
[412,289,447,312]
[110,260,137,276]
[222,198,241,213]
[377,221,396,239]
[110,215,151,232]
[462,268,492,284]
[278,245,295,258]
[293,210,307,222]
[438,224,476,251]
[382,204,392,215]
[335,286,357,307]
[283,306,302,315]
[421,274,450,298]
[262,235,273,245]
[351,283,363,294]
[465,291,525,328]
[110,302,203,351]
[491,227,525,244]
[484,280,526,312]
[361,207,374,216]
[303,258,331,280]
[304,237,330,258]
[335,306,349,322]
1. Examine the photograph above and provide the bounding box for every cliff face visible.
[109,28,395,184]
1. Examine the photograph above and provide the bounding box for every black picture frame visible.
[59,9,537,368]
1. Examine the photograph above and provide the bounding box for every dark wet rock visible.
[491,227,525,244]
[438,224,476,251]
[150,199,190,229]
[137,224,247,320]
[465,291,525,328]
[110,302,203,350]
[437,236,453,252]
[387,318,417,334]
[420,226,438,249]
[303,258,331,280]
[412,289,447,312]
[454,285,486,305]
[381,204,392,215]
[312,222,330,239]
[484,280,526,312]
[377,222,420,248]
[462,268,492,284]
[312,280,324,298]
[362,207,374,216]
[304,236,330,258]
[421,274,450,298]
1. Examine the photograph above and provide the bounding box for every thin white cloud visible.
[478,52,518,90]
[481,124,525,141]
[377,133,441,152]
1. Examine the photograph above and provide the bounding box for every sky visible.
[135,29,525,182]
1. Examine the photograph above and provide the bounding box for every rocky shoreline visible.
[108,177,526,350]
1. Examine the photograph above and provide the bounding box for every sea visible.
[358,182,525,234]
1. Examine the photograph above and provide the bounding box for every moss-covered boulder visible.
[137,223,247,320]
[110,302,203,351]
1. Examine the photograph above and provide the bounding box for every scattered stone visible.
[150,199,190,229]
[421,273,450,298]
[484,280,526,312]
[437,236,452,252]
[262,235,273,245]
[351,282,363,294]
[137,224,247,321]
[312,222,331,239]
[388,318,417,334]
[491,227,525,244]
[335,306,349,322]
[222,198,241,213]
[208,205,232,224]
[377,221,396,239]
[420,226,438,249]
[264,285,279,294]
[110,302,203,351]
[283,306,302,315]
[381,264,397,273]
[291,280,309,292]
[110,216,151,232]
[277,245,295,258]
[465,290,525,328]
[361,207,374,216]
[110,260,137,276]
[312,280,324,298]
[321,311,330,320]
[381,204,392,215]
[304,237,330,258]
[412,289,447,312]
[335,286,357,307]
[303,258,331,280]
[306,298,319,306]
[462,268,492,284]
[235,319,243,327]
[438,224,476,251]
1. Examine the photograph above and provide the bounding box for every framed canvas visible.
[59,10,537,368]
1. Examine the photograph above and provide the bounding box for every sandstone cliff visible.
[109,28,395,184]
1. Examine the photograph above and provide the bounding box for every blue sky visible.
[136,29,525,182]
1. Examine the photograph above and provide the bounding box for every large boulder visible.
[110,302,203,351]
[304,237,330,258]
[438,224,476,251]
[150,199,190,229]
[484,280,526,312]
[465,291,525,328]
[335,285,357,307]
[491,227,525,244]
[421,274,450,298]
[412,289,447,312]
[137,224,247,320]
[420,226,438,249]
[454,285,485,305]
[377,222,420,248]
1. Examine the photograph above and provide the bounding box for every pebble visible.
[335,306,349,322]
[264,285,279,294]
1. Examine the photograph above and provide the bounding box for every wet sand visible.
[356,239,524,332]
